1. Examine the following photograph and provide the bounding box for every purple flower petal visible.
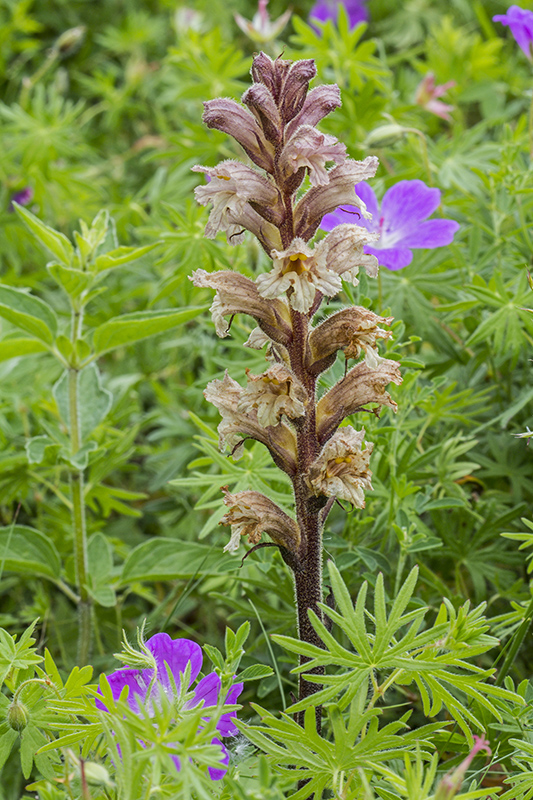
[364,244,413,271]
[379,180,441,232]
[217,681,244,736]
[96,669,148,713]
[310,0,368,30]
[320,205,366,231]
[400,218,460,249]
[494,6,533,61]
[208,737,230,781]
[352,181,380,225]
[189,672,221,709]
[146,634,203,694]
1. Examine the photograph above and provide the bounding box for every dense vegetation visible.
[1,0,533,798]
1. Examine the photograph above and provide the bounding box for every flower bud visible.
[81,761,114,788]
[7,699,29,732]
[363,123,409,149]
[54,26,86,57]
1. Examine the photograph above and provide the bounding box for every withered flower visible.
[191,269,292,346]
[322,223,379,285]
[316,358,402,444]
[306,426,373,507]
[204,372,297,473]
[257,237,341,313]
[193,161,282,251]
[239,363,308,428]
[294,157,379,242]
[221,488,300,554]
[278,125,347,188]
[308,306,393,375]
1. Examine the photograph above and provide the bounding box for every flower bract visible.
[321,179,460,271]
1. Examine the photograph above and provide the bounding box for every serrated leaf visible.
[0,285,57,345]
[92,306,206,355]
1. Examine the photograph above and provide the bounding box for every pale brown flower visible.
[204,371,297,473]
[306,426,373,507]
[202,97,276,172]
[221,488,300,554]
[256,237,341,313]
[308,306,393,375]
[191,269,292,346]
[238,363,307,428]
[316,358,402,444]
[279,125,347,188]
[294,157,379,242]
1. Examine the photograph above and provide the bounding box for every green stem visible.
[68,330,92,665]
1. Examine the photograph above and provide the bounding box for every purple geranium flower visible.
[8,187,33,213]
[310,0,368,31]
[321,180,460,271]
[96,633,243,781]
[493,5,533,61]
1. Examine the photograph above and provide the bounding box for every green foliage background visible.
[1,0,533,797]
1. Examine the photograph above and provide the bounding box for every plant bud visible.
[363,123,409,149]
[55,26,86,57]
[81,761,114,788]
[7,699,30,732]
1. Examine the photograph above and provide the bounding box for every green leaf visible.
[0,729,18,771]
[87,533,116,607]
[14,203,74,266]
[238,665,274,682]
[94,243,159,273]
[119,538,222,586]
[0,526,61,582]
[0,338,48,363]
[0,620,42,686]
[92,306,206,355]
[53,364,113,441]
[47,262,91,299]
[0,285,57,345]
[25,435,60,465]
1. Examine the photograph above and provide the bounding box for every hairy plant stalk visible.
[193,52,401,726]
[68,316,91,665]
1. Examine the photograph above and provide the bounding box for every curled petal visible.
[308,307,393,375]
[285,84,342,139]
[322,223,380,284]
[202,98,275,172]
[238,363,307,428]
[221,488,300,553]
[191,269,292,346]
[306,426,373,508]
[257,237,342,313]
[316,358,402,444]
[204,372,297,473]
[295,157,379,242]
[192,161,283,251]
[279,125,347,188]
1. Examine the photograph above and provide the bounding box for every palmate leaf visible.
[273,563,522,739]
[241,696,441,800]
